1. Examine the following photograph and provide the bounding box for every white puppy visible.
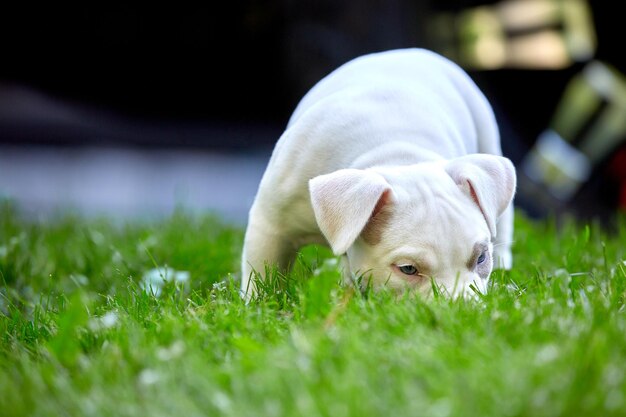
[241,49,516,297]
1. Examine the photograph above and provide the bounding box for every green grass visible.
[2,202,626,417]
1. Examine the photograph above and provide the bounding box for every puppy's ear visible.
[309,169,392,255]
[445,154,516,237]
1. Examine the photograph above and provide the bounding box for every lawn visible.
[1,202,626,417]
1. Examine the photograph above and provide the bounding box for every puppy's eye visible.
[398,265,418,275]
[477,251,487,265]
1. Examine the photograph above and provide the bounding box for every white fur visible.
[241,49,516,298]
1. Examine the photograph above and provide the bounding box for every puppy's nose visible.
[471,276,488,295]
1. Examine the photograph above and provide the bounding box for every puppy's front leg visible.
[493,203,514,270]
[240,207,296,298]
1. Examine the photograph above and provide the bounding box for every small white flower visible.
[138,369,160,386]
[535,344,559,364]
[212,391,232,412]
[140,267,190,297]
[88,311,119,331]
[100,311,118,328]
[157,340,186,361]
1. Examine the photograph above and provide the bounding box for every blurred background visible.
[0,0,625,224]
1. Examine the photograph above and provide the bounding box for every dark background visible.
[2,2,622,144]
[0,1,624,220]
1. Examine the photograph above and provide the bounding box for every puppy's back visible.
[288,48,477,127]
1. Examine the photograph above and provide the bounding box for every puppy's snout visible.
[444,273,488,298]
[469,275,488,295]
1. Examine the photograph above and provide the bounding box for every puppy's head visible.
[309,154,516,297]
